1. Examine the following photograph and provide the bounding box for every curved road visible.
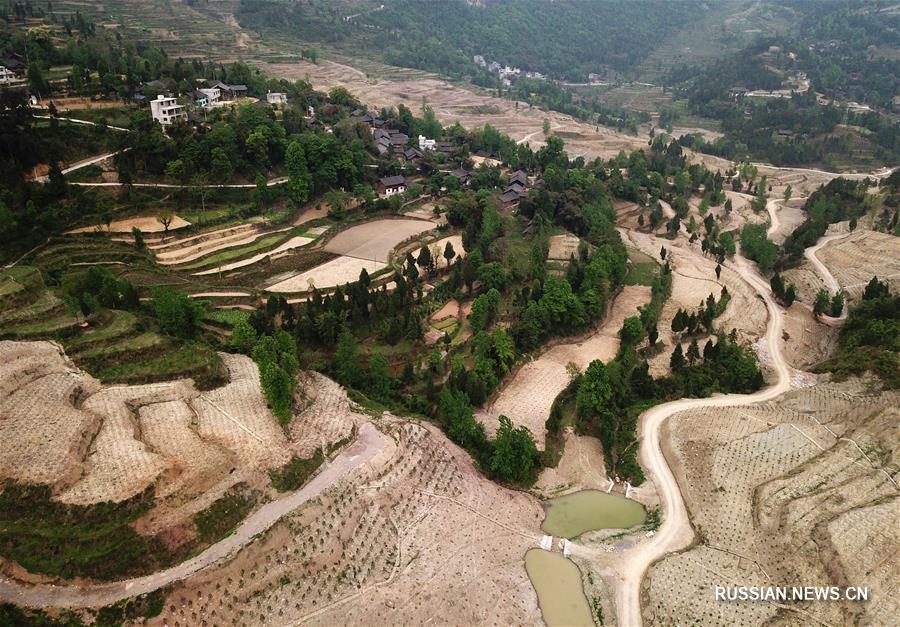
[0,422,387,609]
[609,250,792,627]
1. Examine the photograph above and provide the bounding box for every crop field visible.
[547,233,583,261]
[323,218,434,263]
[68,215,191,234]
[149,419,544,627]
[647,380,899,627]
[477,285,650,448]
[193,235,315,275]
[267,256,387,293]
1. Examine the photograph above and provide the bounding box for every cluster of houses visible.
[500,170,536,206]
[350,112,454,162]
[148,82,288,126]
[0,56,26,85]
[473,55,545,87]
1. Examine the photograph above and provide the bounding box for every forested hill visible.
[669,1,900,111]
[236,0,702,81]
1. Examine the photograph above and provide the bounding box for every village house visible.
[150,95,186,126]
[435,141,454,155]
[419,135,436,151]
[389,132,410,148]
[0,65,23,84]
[450,168,470,186]
[197,86,221,107]
[212,82,248,100]
[500,170,531,206]
[267,91,288,105]
[351,112,375,126]
[377,175,407,197]
[403,147,423,161]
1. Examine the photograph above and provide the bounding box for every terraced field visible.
[646,380,899,627]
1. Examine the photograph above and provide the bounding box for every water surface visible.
[525,548,594,627]
[542,489,646,538]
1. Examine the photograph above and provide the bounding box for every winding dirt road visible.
[804,233,849,296]
[0,422,387,609]
[608,250,792,627]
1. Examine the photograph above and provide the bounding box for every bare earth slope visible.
[646,380,899,626]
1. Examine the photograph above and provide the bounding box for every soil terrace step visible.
[149,223,258,253]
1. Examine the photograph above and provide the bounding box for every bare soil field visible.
[264,60,647,161]
[646,379,899,627]
[534,429,610,498]
[148,418,544,627]
[816,229,900,302]
[266,256,387,293]
[323,218,434,263]
[780,304,839,371]
[767,197,808,245]
[67,215,191,234]
[0,342,296,533]
[289,372,368,458]
[0,341,101,489]
[477,285,651,448]
[428,234,467,271]
[547,233,583,261]
[784,228,900,307]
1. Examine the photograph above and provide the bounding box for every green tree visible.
[151,288,203,338]
[576,360,613,418]
[260,362,293,423]
[230,320,258,354]
[830,292,844,317]
[210,148,234,183]
[670,343,685,371]
[813,289,831,318]
[416,245,433,274]
[490,416,537,483]
[131,227,145,251]
[333,329,360,387]
[443,241,456,267]
[620,316,644,346]
[286,140,312,205]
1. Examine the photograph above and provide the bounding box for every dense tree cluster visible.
[781,178,872,260]
[817,279,898,388]
[62,266,139,317]
[239,0,702,81]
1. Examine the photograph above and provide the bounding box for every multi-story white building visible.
[150,95,186,126]
[0,65,22,84]
[418,135,436,151]
[197,87,221,106]
[266,91,288,105]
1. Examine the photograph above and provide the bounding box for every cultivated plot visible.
[323,219,434,263]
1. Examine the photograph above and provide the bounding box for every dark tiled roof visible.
[500,190,521,203]
[509,170,528,185]
[379,175,406,187]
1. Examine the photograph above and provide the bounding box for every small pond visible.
[525,548,594,627]
[542,489,646,539]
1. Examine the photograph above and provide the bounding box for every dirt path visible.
[804,233,851,295]
[0,422,387,609]
[65,177,288,189]
[607,242,792,627]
